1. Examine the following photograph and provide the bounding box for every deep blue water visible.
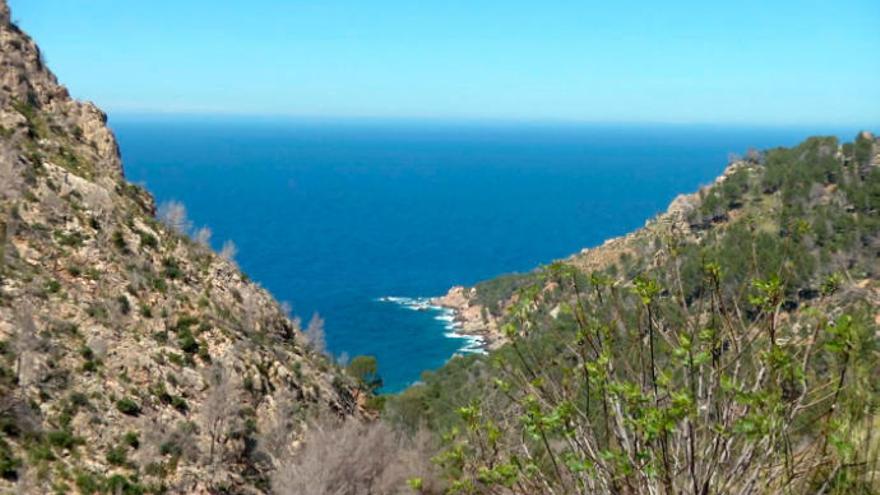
[112,118,860,392]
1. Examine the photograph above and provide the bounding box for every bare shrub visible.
[279,301,293,318]
[255,391,302,466]
[219,240,237,262]
[0,213,7,276]
[303,313,326,355]
[271,419,440,495]
[336,351,350,368]
[193,226,212,247]
[241,292,264,333]
[745,147,763,163]
[0,395,41,437]
[158,200,191,235]
[727,151,742,164]
[139,418,201,467]
[86,335,107,360]
[13,306,41,388]
[201,363,241,465]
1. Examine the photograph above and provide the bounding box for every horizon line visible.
[105,110,879,132]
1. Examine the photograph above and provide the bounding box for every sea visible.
[111,117,861,392]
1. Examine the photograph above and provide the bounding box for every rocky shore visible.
[430,286,506,351]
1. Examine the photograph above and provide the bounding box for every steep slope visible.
[389,134,880,493]
[435,139,880,349]
[0,2,359,493]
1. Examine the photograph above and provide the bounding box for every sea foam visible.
[379,296,487,355]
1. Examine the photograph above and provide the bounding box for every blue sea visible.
[112,118,860,392]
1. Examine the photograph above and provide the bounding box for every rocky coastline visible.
[430,286,505,351]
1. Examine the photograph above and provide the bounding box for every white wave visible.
[378,294,487,355]
[377,295,442,312]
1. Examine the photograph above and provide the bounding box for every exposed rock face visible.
[431,286,504,350]
[867,132,880,167]
[0,14,122,184]
[0,2,358,493]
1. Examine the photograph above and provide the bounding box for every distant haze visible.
[9,0,880,126]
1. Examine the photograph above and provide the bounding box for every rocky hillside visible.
[0,2,360,493]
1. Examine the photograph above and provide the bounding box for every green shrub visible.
[166,353,185,367]
[159,440,181,457]
[26,442,55,462]
[175,315,199,332]
[474,272,536,316]
[112,230,127,251]
[79,345,94,361]
[106,445,128,466]
[44,278,61,294]
[105,474,145,495]
[86,304,108,320]
[196,342,211,362]
[151,276,167,292]
[115,398,141,416]
[46,429,80,450]
[0,438,20,481]
[123,431,140,449]
[137,230,158,250]
[170,395,188,413]
[162,257,183,279]
[117,295,131,315]
[177,331,199,354]
[75,471,100,494]
[346,355,383,393]
[69,392,90,408]
[54,230,85,248]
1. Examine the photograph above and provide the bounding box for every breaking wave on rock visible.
[378,296,486,355]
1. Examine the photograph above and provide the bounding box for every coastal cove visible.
[3,0,878,491]
[113,118,860,392]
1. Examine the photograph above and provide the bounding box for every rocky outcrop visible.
[0,2,358,493]
[862,131,880,167]
[431,286,504,350]
[0,12,122,184]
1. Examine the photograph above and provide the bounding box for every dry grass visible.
[272,419,441,495]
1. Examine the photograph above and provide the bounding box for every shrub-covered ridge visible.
[388,132,880,494]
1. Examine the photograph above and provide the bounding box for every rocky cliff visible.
[0,2,359,493]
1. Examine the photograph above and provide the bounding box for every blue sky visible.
[8,0,880,125]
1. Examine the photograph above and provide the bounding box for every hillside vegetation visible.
[0,2,369,493]
[387,133,880,494]
[1,0,878,493]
